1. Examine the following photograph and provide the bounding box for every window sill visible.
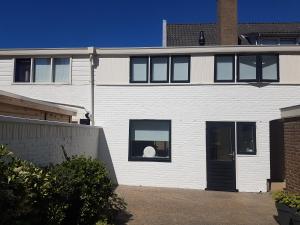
[11,82,72,85]
[128,157,171,162]
[236,154,257,157]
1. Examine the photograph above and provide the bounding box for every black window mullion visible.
[257,55,262,82]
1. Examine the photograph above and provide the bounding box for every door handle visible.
[228,152,235,160]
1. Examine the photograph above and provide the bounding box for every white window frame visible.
[12,57,72,85]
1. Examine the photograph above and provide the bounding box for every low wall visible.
[0,115,101,166]
[283,117,300,194]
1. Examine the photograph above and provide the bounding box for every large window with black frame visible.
[237,54,279,82]
[129,120,171,162]
[130,56,190,83]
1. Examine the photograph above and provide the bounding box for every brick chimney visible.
[217,0,238,45]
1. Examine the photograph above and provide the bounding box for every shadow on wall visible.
[97,128,118,184]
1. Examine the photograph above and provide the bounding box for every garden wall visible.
[0,115,101,166]
[283,117,300,194]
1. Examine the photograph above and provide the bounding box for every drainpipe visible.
[88,47,96,125]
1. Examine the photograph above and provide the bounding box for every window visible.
[280,38,297,45]
[261,55,279,81]
[214,55,235,82]
[34,58,51,82]
[171,56,190,83]
[14,57,71,83]
[129,120,171,162]
[258,37,299,45]
[150,57,169,82]
[259,39,278,45]
[238,55,257,81]
[130,57,148,83]
[15,59,31,82]
[237,54,279,82]
[237,122,256,155]
[130,56,191,84]
[54,58,70,83]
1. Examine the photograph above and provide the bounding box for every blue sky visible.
[0,0,299,48]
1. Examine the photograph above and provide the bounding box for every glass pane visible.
[15,59,31,82]
[172,56,189,81]
[151,57,168,82]
[259,39,278,45]
[131,57,148,82]
[54,58,70,83]
[262,55,278,81]
[280,38,297,45]
[216,56,234,81]
[239,55,257,80]
[34,58,51,82]
[130,121,170,159]
[237,123,256,154]
[209,125,233,161]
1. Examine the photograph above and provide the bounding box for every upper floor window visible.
[14,57,71,84]
[214,55,235,82]
[237,54,279,82]
[171,56,190,83]
[130,57,148,83]
[15,59,31,82]
[130,56,190,84]
[258,37,298,45]
[150,57,169,83]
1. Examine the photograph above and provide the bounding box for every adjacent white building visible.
[0,46,300,192]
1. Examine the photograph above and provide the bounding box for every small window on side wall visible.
[130,57,148,83]
[214,55,235,82]
[171,56,190,83]
[237,122,256,155]
[129,120,171,162]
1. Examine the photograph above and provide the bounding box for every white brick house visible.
[1,46,300,192]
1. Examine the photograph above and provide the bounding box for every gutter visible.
[88,47,96,125]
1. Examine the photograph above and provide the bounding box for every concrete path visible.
[115,185,278,225]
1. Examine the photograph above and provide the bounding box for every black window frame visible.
[171,55,191,83]
[150,56,169,83]
[214,54,235,82]
[237,54,279,83]
[130,56,149,83]
[14,58,32,83]
[261,54,280,82]
[237,122,257,155]
[128,119,172,162]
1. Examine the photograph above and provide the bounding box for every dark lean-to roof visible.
[167,22,300,46]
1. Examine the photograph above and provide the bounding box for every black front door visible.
[206,122,236,191]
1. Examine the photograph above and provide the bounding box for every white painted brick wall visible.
[0,116,101,166]
[94,85,300,192]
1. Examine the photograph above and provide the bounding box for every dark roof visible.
[167,23,300,46]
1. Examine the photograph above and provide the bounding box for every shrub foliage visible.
[273,190,300,211]
[0,145,125,225]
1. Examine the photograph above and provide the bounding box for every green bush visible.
[273,190,300,211]
[0,145,126,225]
[0,145,52,225]
[49,155,126,225]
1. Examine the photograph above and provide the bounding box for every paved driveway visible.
[115,185,278,225]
